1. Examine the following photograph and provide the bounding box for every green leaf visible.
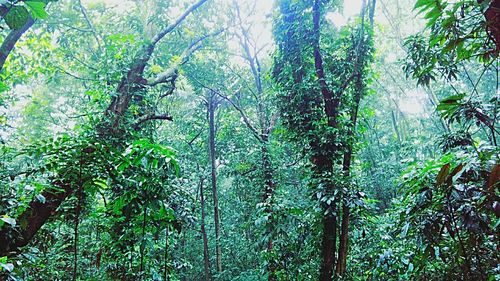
[441,94,466,103]
[113,197,125,215]
[25,1,48,19]
[437,94,466,113]
[414,0,434,11]
[424,7,441,27]
[4,5,30,30]
[93,178,108,190]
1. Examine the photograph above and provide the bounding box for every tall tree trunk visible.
[200,177,212,280]
[260,136,277,281]
[336,0,376,274]
[312,1,340,279]
[390,110,402,145]
[319,197,337,281]
[315,153,337,281]
[73,185,82,281]
[336,203,350,276]
[336,81,361,276]
[337,1,376,275]
[208,95,222,273]
[229,3,279,274]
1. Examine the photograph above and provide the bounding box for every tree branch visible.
[0,181,73,257]
[216,91,263,143]
[77,0,102,51]
[152,0,209,45]
[0,17,34,72]
[136,114,173,123]
[134,114,173,129]
[106,0,210,117]
[312,0,337,126]
[148,29,224,86]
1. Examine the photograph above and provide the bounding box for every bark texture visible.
[0,181,71,256]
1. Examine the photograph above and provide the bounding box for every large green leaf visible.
[4,5,29,30]
[436,93,466,113]
[25,1,48,19]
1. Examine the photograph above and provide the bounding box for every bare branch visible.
[188,73,263,142]
[215,91,263,143]
[109,0,210,91]
[77,0,103,51]
[188,129,204,146]
[134,113,173,128]
[49,21,93,32]
[152,0,209,45]
[56,67,98,81]
[148,29,224,86]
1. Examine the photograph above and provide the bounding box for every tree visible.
[0,0,213,259]
[1,0,498,280]
[273,0,376,279]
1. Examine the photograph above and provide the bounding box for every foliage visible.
[1,0,55,30]
[0,0,498,280]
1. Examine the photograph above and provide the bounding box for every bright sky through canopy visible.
[327,0,364,27]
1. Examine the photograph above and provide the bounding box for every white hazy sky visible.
[225,0,364,62]
[81,0,364,44]
[328,0,364,27]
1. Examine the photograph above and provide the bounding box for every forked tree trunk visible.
[311,1,340,279]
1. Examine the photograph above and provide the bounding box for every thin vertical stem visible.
[139,203,147,278]
[164,226,170,281]
[208,94,222,272]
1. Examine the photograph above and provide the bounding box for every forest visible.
[0,0,499,280]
